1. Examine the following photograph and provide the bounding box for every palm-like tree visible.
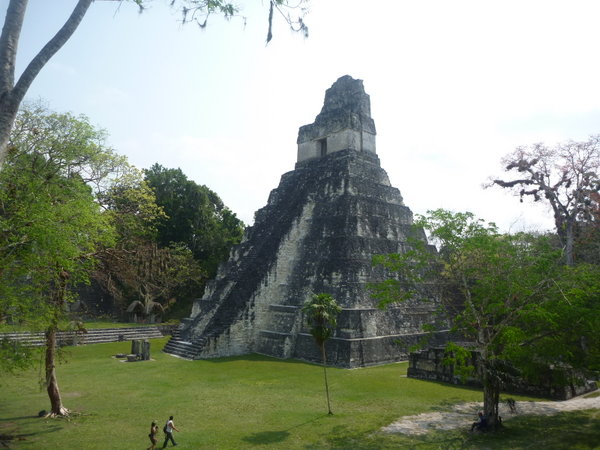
[126,293,165,324]
[302,293,342,415]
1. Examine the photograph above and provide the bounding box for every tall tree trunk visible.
[482,367,501,429]
[0,95,19,167]
[45,324,68,416]
[565,219,575,266]
[0,0,28,93]
[0,0,93,168]
[320,342,333,415]
[44,268,70,417]
[0,0,25,168]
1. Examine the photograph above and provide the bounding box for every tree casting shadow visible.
[241,415,328,445]
[242,430,290,445]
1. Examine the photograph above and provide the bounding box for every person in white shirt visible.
[163,415,180,447]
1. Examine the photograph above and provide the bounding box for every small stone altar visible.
[124,339,150,362]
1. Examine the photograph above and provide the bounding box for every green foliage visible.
[0,339,36,376]
[95,240,205,321]
[0,103,119,332]
[99,169,165,243]
[504,263,600,381]
[369,240,434,309]
[371,209,600,424]
[0,101,131,415]
[93,163,243,321]
[0,101,163,397]
[143,163,244,277]
[94,163,207,321]
[302,293,342,415]
[443,342,475,382]
[302,293,342,347]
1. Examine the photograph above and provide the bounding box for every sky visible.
[7,0,600,231]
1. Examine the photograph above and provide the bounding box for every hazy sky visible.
[8,1,600,231]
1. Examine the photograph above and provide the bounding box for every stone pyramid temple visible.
[164,75,449,367]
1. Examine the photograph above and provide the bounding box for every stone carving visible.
[164,75,449,367]
[128,339,150,361]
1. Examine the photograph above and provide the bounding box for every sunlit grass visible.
[1,337,598,449]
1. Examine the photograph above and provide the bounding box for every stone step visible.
[163,338,204,359]
[162,333,205,360]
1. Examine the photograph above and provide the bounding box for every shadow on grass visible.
[319,424,468,450]
[242,430,290,445]
[429,397,476,412]
[478,411,600,449]
[423,410,600,450]
[319,410,600,449]
[241,415,328,446]
[0,415,40,421]
[0,423,62,448]
[1,413,67,441]
[202,353,320,367]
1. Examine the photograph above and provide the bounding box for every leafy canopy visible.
[143,163,244,277]
[371,209,600,424]
[302,293,342,347]
[0,102,125,374]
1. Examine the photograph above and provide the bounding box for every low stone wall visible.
[0,325,163,347]
[407,347,598,400]
[287,330,453,368]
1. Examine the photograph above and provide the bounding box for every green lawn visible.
[1,337,599,449]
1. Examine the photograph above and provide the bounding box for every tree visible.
[371,209,600,429]
[505,262,600,384]
[301,293,342,415]
[0,102,126,415]
[98,169,165,243]
[489,135,600,265]
[170,0,308,43]
[97,242,205,322]
[573,191,600,264]
[0,0,308,168]
[0,338,34,376]
[94,168,170,319]
[143,163,244,278]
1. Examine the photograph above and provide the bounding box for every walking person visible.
[147,421,159,450]
[162,415,180,447]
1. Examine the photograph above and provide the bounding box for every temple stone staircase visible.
[162,327,206,359]
[0,326,164,347]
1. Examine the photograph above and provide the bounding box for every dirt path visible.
[381,394,600,435]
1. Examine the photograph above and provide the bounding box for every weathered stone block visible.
[131,339,141,355]
[141,340,150,361]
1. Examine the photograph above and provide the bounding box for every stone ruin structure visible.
[164,75,449,367]
[408,347,598,400]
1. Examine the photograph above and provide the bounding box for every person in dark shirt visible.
[470,411,487,432]
[147,421,158,450]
